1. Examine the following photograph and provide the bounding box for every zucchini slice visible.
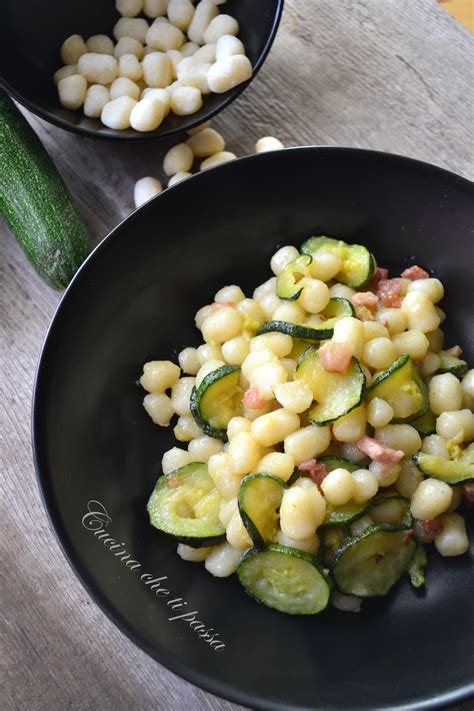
[333,526,417,597]
[147,463,225,547]
[412,444,474,485]
[295,346,365,425]
[321,528,349,568]
[366,354,429,423]
[290,338,311,362]
[301,236,375,288]
[318,456,360,473]
[237,545,331,614]
[437,352,468,378]
[411,409,437,436]
[257,297,354,343]
[257,320,333,342]
[408,544,427,589]
[276,254,312,300]
[321,501,371,529]
[323,296,355,319]
[190,365,242,441]
[238,473,287,547]
[369,493,412,530]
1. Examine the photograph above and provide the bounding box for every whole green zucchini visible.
[0,91,89,289]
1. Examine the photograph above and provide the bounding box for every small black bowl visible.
[33,148,474,710]
[0,0,282,140]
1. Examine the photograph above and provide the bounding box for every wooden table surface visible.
[1,1,473,710]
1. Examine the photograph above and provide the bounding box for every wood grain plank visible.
[1,1,473,709]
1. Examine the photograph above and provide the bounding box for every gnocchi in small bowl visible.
[32,148,474,710]
[0,0,283,139]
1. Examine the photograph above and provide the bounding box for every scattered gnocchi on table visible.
[133,119,284,206]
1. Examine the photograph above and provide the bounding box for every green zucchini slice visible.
[366,354,429,423]
[321,528,348,568]
[257,297,354,343]
[238,473,287,547]
[437,352,468,378]
[301,236,375,288]
[408,544,427,589]
[190,365,242,441]
[321,501,371,529]
[147,463,225,547]
[257,320,334,342]
[318,526,351,570]
[237,545,331,614]
[412,444,474,485]
[295,346,365,425]
[369,493,412,530]
[276,254,312,300]
[318,456,360,473]
[333,526,417,597]
[290,338,312,361]
[323,296,355,319]
[411,409,437,436]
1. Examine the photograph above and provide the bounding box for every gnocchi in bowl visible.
[141,236,474,615]
[0,0,283,139]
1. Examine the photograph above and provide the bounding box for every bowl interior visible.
[0,0,282,139]
[33,148,474,710]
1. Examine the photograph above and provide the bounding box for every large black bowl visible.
[0,0,282,140]
[33,148,474,710]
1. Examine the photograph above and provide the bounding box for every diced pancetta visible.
[352,291,379,311]
[242,387,265,410]
[356,435,404,464]
[401,265,429,280]
[377,279,402,307]
[299,458,328,488]
[319,341,353,373]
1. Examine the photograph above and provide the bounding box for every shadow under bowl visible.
[0,0,283,140]
[33,147,474,710]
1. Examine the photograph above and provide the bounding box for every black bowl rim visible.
[32,147,474,711]
[0,0,284,141]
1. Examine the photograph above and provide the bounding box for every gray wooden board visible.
[1,0,473,709]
